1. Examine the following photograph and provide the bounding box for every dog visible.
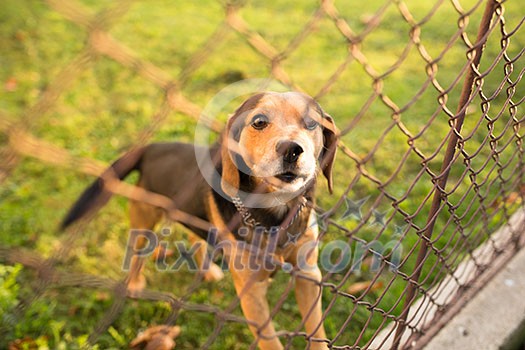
[61,91,338,349]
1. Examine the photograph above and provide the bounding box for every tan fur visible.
[210,92,336,349]
[63,91,338,350]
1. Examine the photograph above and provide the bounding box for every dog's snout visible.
[277,141,304,164]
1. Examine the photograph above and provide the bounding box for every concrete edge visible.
[424,237,525,350]
[369,207,525,349]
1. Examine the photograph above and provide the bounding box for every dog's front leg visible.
[229,249,283,350]
[187,233,224,282]
[295,265,328,350]
[289,222,328,349]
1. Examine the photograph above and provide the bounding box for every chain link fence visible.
[1,0,524,349]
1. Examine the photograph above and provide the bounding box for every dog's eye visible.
[251,114,269,130]
[305,117,319,130]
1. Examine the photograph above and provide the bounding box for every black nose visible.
[277,141,304,164]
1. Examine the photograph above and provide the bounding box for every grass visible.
[0,0,523,348]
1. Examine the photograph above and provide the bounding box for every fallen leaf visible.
[130,325,181,350]
[348,280,384,296]
[4,77,17,92]
[8,336,41,350]
[505,192,521,205]
[95,291,111,301]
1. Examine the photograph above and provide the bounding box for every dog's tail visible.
[60,147,145,230]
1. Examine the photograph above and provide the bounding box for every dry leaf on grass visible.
[8,337,40,350]
[348,280,384,296]
[130,325,181,350]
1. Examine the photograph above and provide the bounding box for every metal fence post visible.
[391,1,501,348]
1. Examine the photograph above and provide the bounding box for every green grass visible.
[0,0,523,348]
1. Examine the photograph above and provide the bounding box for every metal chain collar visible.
[230,195,307,232]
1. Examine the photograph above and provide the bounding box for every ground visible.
[0,0,523,348]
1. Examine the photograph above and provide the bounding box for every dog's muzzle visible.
[277,141,304,164]
[275,141,305,183]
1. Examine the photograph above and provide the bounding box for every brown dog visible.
[61,91,337,349]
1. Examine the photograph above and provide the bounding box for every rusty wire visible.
[0,0,524,349]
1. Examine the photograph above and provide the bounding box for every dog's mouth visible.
[275,172,299,183]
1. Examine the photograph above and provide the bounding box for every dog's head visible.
[221,91,338,199]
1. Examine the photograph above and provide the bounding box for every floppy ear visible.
[221,117,241,197]
[320,113,338,194]
[220,93,265,197]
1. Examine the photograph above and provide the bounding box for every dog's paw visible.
[203,263,224,282]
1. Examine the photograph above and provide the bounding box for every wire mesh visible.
[0,0,523,349]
